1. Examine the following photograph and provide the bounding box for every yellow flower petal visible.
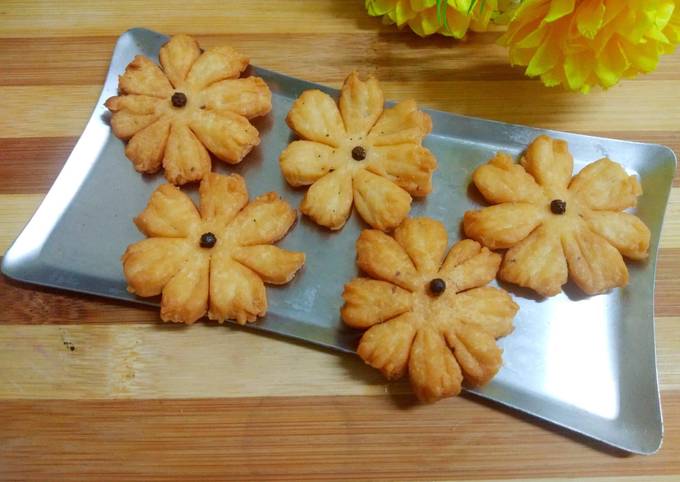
[594,39,629,88]
[541,67,566,87]
[366,0,499,38]
[575,0,606,38]
[564,50,595,90]
[510,47,536,66]
[502,0,680,92]
[450,0,472,10]
[408,6,441,36]
[514,22,549,49]
[621,37,660,72]
[545,0,575,22]
[656,1,676,28]
[602,1,627,26]
[526,29,561,77]
[444,5,474,37]
[411,0,436,10]
[664,5,680,43]
[393,0,417,25]
[366,0,395,16]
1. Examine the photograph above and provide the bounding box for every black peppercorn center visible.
[428,278,446,296]
[171,92,187,108]
[550,199,567,215]
[199,232,217,248]
[351,145,366,161]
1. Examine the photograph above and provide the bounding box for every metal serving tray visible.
[2,28,675,455]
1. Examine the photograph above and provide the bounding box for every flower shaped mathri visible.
[464,135,651,297]
[280,72,437,231]
[122,173,305,325]
[106,34,272,185]
[342,218,518,402]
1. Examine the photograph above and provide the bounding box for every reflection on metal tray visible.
[2,28,675,455]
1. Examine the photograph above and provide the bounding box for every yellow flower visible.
[366,0,500,38]
[499,0,680,92]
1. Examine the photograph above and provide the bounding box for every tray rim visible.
[2,27,676,456]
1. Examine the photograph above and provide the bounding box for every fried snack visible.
[464,135,650,297]
[122,173,304,324]
[106,34,272,185]
[342,217,518,402]
[280,71,437,231]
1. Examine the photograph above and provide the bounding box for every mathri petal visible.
[393,217,448,274]
[286,89,346,147]
[444,322,503,387]
[200,77,272,119]
[584,210,650,260]
[186,46,248,90]
[472,152,544,204]
[163,122,212,185]
[561,222,628,294]
[300,169,354,230]
[521,135,573,192]
[159,34,202,89]
[118,55,173,97]
[232,245,305,285]
[134,183,201,237]
[229,192,297,246]
[409,327,462,402]
[569,157,642,210]
[368,99,432,146]
[366,144,436,197]
[189,110,259,164]
[339,71,384,138]
[125,117,171,173]
[358,314,417,380]
[199,173,249,227]
[500,224,568,297]
[280,141,339,187]
[161,253,209,324]
[463,203,545,250]
[356,229,419,291]
[122,238,189,297]
[352,169,412,231]
[208,253,267,325]
[341,278,413,329]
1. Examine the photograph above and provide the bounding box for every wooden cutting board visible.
[1,1,679,480]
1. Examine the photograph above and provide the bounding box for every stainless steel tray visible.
[2,28,675,455]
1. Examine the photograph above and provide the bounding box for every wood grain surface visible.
[1,1,679,480]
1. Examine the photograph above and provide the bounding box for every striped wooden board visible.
[1,1,679,480]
